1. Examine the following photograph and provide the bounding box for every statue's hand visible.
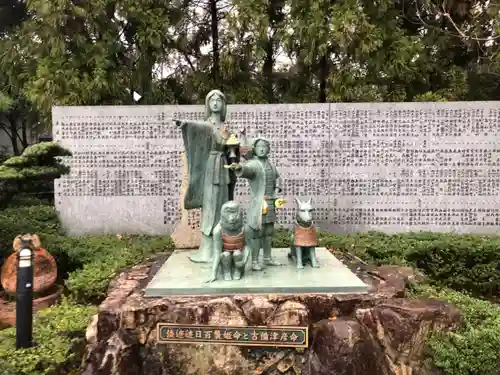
[224,163,242,170]
[205,275,217,283]
[275,198,286,209]
[173,119,187,128]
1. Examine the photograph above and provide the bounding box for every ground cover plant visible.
[0,209,498,374]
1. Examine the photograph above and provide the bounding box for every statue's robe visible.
[181,121,230,235]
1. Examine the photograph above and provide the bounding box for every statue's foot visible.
[189,252,212,264]
[233,269,242,280]
[189,235,213,263]
[264,258,281,266]
[223,272,233,281]
[296,263,304,269]
[252,262,263,271]
[311,262,320,268]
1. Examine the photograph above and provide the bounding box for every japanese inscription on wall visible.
[53,102,500,235]
[157,323,308,348]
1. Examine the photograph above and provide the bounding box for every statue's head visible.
[205,89,227,122]
[220,200,243,231]
[252,138,270,158]
[294,197,314,226]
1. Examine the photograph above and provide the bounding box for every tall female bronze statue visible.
[175,90,237,263]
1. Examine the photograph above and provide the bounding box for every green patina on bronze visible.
[228,134,285,271]
[175,90,238,264]
[289,197,320,269]
[206,201,251,283]
[157,323,308,348]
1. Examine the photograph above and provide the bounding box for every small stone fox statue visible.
[288,197,320,269]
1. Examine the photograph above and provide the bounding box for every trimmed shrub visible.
[0,142,72,207]
[0,299,96,375]
[0,205,174,286]
[405,234,500,297]
[412,285,500,375]
[314,230,500,299]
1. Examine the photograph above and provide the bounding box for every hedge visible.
[66,235,175,304]
[0,204,175,285]
[287,230,500,299]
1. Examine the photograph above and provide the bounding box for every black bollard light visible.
[16,237,34,349]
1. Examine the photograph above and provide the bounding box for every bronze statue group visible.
[175,90,319,283]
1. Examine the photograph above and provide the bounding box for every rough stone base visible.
[82,254,461,375]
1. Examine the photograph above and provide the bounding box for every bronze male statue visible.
[227,134,285,271]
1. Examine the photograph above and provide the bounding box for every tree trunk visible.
[263,1,277,103]
[263,38,274,103]
[210,0,220,88]
[138,49,154,104]
[8,115,19,155]
[318,54,328,103]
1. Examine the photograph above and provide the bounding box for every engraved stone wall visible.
[53,102,500,236]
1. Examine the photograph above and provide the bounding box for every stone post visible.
[171,152,202,249]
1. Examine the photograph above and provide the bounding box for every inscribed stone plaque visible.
[53,101,500,236]
[327,102,500,234]
[157,323,308,348]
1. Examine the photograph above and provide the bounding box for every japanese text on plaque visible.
[157,324,308,348]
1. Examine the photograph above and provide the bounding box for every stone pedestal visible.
[145,248,368,296]
[82,253,461,375]
[171,152,201,249]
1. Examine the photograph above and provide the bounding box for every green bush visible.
[313,231,500,299]
[412,285,500,375]
[0,205,174,375]
[0,204,174,286]
[405,234,500,297]
[318,231,413,265]
[0,299,96,375]
[66,235,174,304]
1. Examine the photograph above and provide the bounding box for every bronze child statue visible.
[289,197,320,269]
[206,201,251,282]
[227,134,285,271]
